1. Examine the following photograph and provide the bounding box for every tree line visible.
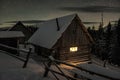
[88,19,120,66]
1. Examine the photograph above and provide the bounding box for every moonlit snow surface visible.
[0,51,52,80]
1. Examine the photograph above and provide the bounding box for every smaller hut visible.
[0,31,24,54]
[8,21,32,43]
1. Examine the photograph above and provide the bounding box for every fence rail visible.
[0,43,31,68]
[0,43,120,80]
[43,56,120,80]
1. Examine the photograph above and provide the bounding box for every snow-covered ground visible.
[1,44,120,80]
[91,56,120,72]
[61,58,120,80]
[0,50,51,80]
[77,63,120,80]
[0,50,72,80]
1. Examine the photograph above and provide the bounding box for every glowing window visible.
[70,47,78,52]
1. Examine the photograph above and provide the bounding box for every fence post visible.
[23,47,32,68]
[72,73,77,80]
[43,61,52,77]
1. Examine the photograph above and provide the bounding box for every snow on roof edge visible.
[0,31,25,38]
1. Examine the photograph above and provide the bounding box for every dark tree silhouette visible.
[105,22,112,52]
[98,23,104,40]
[111,19,120,65]
[87,27,92,35]
[103,22,112,66]
[116,19,120,46]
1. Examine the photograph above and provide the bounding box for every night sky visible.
[0,0,120,28]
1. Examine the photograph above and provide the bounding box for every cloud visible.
[59,6,120,13]
[111,21,117,22]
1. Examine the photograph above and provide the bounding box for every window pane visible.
[70,47,78,52]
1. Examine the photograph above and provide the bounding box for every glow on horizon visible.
[0,0,119,29]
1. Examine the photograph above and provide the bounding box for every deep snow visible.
[0,51,54,80]
[1,49,120,80]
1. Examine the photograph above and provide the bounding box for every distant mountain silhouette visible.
[6,20,101,25]
[0,27,11,31]
[6,20,45,24]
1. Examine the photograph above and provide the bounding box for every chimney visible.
[56,18,60,31]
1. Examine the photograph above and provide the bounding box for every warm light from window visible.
[70,47,78,52]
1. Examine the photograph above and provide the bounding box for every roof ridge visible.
[36,13,77,25]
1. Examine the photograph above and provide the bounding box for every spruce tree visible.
[105,22,112,49]
[116,19,120,46]
[111,19,120,65]
[98,23,104,39]
[105,22,112,59]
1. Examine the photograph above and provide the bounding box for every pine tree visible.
[87,26,96,41]
[116,19,120,46]
[105,22,112,48]
[91,26,96,40]
[98,22,104,39]
[111,19,120,65]
[87,27,91,34]
[104,22,112,59]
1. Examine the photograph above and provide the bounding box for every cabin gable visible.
[28,14,93,62]
[9,22,32,43]
[53,16,92,61]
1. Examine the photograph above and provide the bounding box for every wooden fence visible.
[0,43,120,80]
[0,43,31,68]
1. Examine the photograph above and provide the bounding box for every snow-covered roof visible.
[28,14,77,49]
[0,31,24,38]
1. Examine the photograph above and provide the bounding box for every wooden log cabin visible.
[8,21,33,43]
[28,14,94,62]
